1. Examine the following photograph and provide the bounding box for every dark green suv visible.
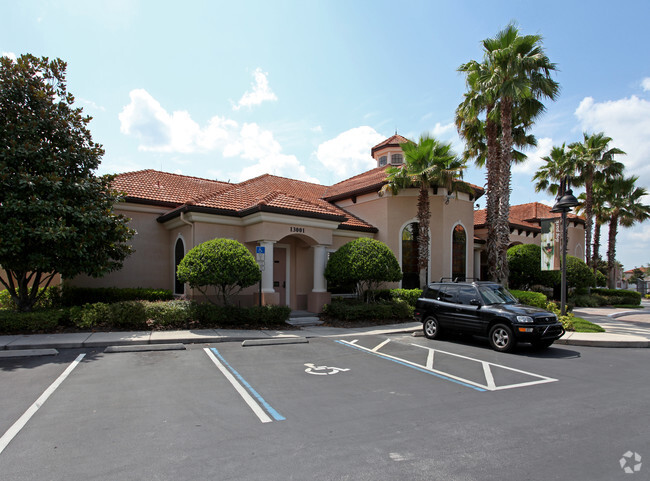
[413,281,564,352]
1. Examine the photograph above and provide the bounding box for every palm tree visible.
[380,134,469,288]
[568,132,625,268]
[603,176,650,288]
[457,23,559,284]
[533,144,572,196]
[575,179,610,273]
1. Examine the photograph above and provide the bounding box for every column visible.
[312,245,327,293]
[260,240,275,294]
[308,245,331,313]
[474,249,481,280]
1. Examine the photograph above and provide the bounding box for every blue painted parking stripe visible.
[209,348,285,421]
[335,340,486,392]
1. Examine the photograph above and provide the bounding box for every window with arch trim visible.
[402,222,421,289]
[174,237,185,295]
[452,224,466,281]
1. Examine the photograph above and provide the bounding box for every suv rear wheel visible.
[489,323,516,353]
[423,316,442,340]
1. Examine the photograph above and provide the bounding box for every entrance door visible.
[274,247,287,306]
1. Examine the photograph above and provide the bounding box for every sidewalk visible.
[1,304,649,354]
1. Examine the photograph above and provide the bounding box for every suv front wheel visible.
[423,316,442,340]
[489,323,516,353]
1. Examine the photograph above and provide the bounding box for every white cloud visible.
[119,89,237,153]
[431,122,455,138]
[512,137,554,174]
[315,126,385,181]
[79,97,105,111]
[118,89,318,183]
[574,95,650,192]
[2,52,17,61]
[642,78,650,92]
[232,68,277,111]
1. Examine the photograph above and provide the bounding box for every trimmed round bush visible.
[325,238,402,299]
[177,239,261,305]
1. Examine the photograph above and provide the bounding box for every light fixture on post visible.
[550,177,580,316]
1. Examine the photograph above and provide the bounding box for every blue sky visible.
[3,0,650,271]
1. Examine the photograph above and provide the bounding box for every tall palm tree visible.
[568,132,625,268]
[533,144,572,196]
[603,176,650,288]
[457,23,559,284]
[380,134,469,288]
[575,179,610,273]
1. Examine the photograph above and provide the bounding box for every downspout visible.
[179,211,194,247]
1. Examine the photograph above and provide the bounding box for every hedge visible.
[322,298,412,321]
[509,290,548,309]
[61,287,173,306]
[0,309,65,334]
[592,288,642,306]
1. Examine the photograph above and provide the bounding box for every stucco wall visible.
[68,204,172,289]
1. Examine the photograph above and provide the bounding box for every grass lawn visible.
[572,316,605,333]
[612,304,644,309]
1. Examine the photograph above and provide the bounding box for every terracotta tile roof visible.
[323,166,391,200]
[324,165,485,201]
[118,171,377,231]
[474,202,584,230]
[370,134,412,155]
[112,169,230,206]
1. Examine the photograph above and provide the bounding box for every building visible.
[474,202,586,279]
[69,134,586,310]
[69,135,483,311]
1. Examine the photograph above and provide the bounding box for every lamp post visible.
[550,177,580,316]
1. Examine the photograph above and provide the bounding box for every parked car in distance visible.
[413,281,565,352]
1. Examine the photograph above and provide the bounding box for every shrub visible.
[322,298,412,321]
[593,288,642,306]
[69,302,110,329]
[325,238,402,300]
[143,300,192,329]
[565,256,596,290]
[60,287,173,306]
[509,290,548,309]
[507,244,544,290]
[507,244,595,291]
[571,295,600,308]
[176,239,261,306]
[0,309,65,334]
[0,286,62,310]
[364,288,422,307]
[389,288,422,307]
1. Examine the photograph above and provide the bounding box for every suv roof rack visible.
[438,277,480,283]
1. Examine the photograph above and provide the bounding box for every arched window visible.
[174,237,185,295]
[402,223,420,289]
[452,225,466,281]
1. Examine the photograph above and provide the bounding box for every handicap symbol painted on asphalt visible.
[304,363,350,376]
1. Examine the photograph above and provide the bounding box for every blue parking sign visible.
[256,246,265,254]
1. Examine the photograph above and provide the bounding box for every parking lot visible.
[1,335,649,480]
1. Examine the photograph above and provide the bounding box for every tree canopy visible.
[0,54,134,311]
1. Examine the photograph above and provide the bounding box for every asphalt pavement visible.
[1,302,649,355]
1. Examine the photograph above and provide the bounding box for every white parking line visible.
[204,348,273,423]
[0,353,86,455]
[372,339,391,352]
[410,344,558,391]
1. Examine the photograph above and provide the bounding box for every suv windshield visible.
[478,285,518,305]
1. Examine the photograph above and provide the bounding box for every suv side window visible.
[425,285,441,300]
[457,286,479,305]
[439,285,458,303]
